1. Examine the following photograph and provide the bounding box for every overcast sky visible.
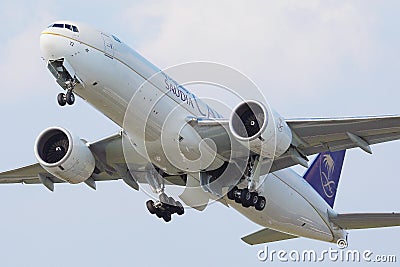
[0,1,399,266]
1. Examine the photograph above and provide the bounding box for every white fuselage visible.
[40,21,347,243]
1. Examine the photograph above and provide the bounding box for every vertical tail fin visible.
[303,150,346,208]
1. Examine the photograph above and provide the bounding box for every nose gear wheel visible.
[58,90,75,106]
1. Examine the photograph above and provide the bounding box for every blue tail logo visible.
[303,150,346,208]
[321,153,337,198]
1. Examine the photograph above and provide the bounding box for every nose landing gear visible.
[57,90,75,106]
[57,80,76,106]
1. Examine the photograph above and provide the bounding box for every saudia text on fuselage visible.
[162,73,222,119]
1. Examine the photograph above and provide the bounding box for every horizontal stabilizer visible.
[330,213,400,229]
[241,228,298,245]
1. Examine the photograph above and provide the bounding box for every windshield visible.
[48,23,79,33]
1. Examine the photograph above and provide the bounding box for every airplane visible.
[1,20,399,246]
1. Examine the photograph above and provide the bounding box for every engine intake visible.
[34,127,95,184]
[230,100,268,141]
[229,100,292,158]
[36,130,70,164]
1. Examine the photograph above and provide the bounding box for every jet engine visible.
[34,127,95,184]
[229,100,292,158]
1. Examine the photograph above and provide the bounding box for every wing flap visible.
[241,228,298,245]
[330,213,400,230]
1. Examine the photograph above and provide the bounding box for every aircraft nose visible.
[40,30,68,60]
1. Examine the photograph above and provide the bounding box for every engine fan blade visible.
[43,133,69,163]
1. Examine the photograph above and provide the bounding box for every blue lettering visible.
[193,95,206,116]
[187,97,194,108]
[163,74,196,109]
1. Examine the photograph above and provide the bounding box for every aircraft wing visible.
[189,115,400,172]
[0,162,122,189]
[0,131,189,191]
[287,115,400,155]
[0,164,64,184]
[3,115,400,189]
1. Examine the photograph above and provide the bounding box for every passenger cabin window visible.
[48,23,79,33]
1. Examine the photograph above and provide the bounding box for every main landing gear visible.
[57,80,76,106]
[146,193,185,222]
[144,166,184,222]
[226,155,266,211]
[227,186,266,211]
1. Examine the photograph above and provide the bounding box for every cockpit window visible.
[48,23,79,33]
[112,35,121,43]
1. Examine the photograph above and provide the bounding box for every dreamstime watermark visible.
[257,239,397,263]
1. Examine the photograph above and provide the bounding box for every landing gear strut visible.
[227,186,266,211]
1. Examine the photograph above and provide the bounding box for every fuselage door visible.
[101,33,114,59]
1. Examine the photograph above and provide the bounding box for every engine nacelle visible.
[34,127,95,184]
[229,100,292,158]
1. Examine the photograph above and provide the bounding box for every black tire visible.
[227,186,237,200]
[162,211,171,222]
[250,192,259,206]
[66,91,75,105]
[146,200,156,214]
[155,209,163,218]
[234,189,242,203]
[255,196,266,211]
[176,201,184,216]
[241,188,250,207]
[166,197,177,214]
[57,93,66,106]
[168,196,175,206]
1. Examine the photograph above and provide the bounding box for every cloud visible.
[0,1,56,102]
[120,1,381,108]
